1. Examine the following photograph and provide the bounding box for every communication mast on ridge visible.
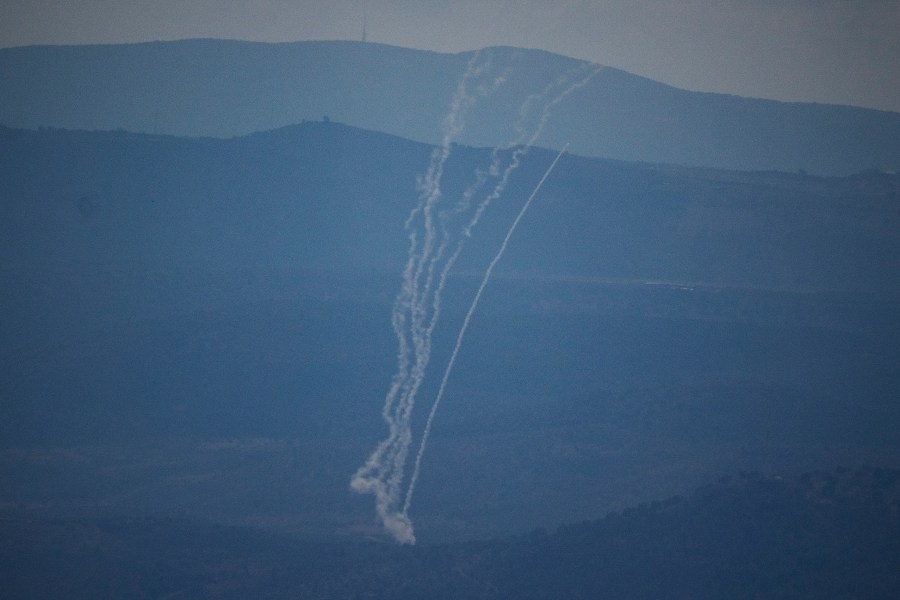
[361,1,368,42]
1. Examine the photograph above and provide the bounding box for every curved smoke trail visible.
[403,145,570,516]
[352,52,602,543]
[350,50,501,544]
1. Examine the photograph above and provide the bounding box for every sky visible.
[1,0,898,113]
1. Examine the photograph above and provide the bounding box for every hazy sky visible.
[2,0,898,112]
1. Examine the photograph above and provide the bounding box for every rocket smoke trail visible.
[402,64,602,518]
[351,51,601,543]
[405,62,603,451]
[403,145,570,516]
[399,61,602,466]
[350,50,500,544]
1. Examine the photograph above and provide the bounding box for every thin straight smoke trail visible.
[409,63,604,419]
[403,144,570,515]
[401,65,602,516]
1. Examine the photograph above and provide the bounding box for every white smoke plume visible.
[351,51,601,543]
[350,49,499,544]
[402,64,602,517]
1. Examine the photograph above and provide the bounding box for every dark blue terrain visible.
[2,122,898,545]
[1,41,899,595]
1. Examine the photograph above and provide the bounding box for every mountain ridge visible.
[2,39,899,174]
[3,120,898,293]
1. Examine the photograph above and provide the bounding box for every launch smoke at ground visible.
[351,51,601,544]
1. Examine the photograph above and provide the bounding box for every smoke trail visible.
[350,50,503,544]
[400,64,602,516]
[403,144,570,515]
[407,62,604,427]
[353,54,602,543]
[380,64,599,522]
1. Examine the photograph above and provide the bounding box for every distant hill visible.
[3,468,899,599]
[1,39,899,175]
[3,122,898,292]
[2,122,899,541]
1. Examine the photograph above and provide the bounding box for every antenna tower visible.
[362,1,368,42]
